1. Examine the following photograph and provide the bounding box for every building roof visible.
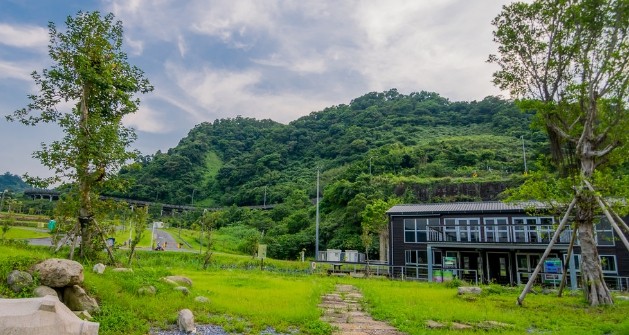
[387,201,547,215]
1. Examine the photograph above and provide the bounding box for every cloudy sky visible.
[0,0,513,179]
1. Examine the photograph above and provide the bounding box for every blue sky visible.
[0,0,512,179]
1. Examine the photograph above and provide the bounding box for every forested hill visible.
[115,89,546,207]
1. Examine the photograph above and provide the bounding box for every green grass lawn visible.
[1,244,628,335]
[1,227,50,239]
[111,227,153,248]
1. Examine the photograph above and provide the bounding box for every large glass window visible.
[405,250,428,265]
[404,218,439,243]
[484,218,509,242]
[600,255,617,273]
[595,219,615,246]
[513,217,554,243]
[443,218,480,242]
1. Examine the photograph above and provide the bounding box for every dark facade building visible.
[387,202,629,289]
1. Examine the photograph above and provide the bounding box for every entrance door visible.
[460,252,480,284]
[487,252,511,284]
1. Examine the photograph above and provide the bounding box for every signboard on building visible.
[544,258,562,285]
[444,256,456,268]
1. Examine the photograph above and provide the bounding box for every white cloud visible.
[123,103,169,133]
[0,23,48,49]
[0,60,33,81]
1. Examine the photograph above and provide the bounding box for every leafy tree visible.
[361,198,399,262]
[490,0,629,305]
[7,11,152,258]
[127,205,148,265]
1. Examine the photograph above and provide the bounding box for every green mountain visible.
[0,172,29,193]
[116,89,544,206]
[111,89,548,258]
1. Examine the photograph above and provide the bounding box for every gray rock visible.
[112,267,133,273]
[31,258,84,288]
[194,296,210,303]
[164,276,193,287]
[425,320,445,328]
[7,270,33,293]
[174,286,190,295]
[177,309,196,334]
[63,285,100,314]
[457,286,483,295]
[615,295,629,301]
[138,286,157,296]
[33,285,60,299]
[92,263,106,274]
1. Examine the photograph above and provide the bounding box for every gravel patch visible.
[150,324,228,335]
[151,325,296,335]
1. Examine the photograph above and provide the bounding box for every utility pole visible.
[315,168,320,260]
[0,190,7,213]
[263,186,267,208]
[521,135,528,174]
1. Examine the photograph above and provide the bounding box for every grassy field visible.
[1,227,50,239]
[1,243,628,335]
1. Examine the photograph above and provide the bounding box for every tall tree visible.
[7,11,153,258]
[490,0,629,305]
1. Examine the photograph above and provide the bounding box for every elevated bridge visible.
[23,189,275,215]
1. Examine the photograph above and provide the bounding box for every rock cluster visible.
[31,258,100,315]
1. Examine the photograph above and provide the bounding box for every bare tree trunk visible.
[78,90,93,259]
[577,218,612,305]
[574,96,613,306]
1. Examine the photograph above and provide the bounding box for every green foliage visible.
[127,206,149,265]
[0,173,28,193]
[7,11,152,259]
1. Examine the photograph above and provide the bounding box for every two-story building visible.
[387,201,629,289]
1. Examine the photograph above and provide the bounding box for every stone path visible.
[319,285,405,335]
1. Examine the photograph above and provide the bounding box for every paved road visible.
[27,228,192,252]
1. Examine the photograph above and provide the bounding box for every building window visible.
[405,250,428,265]
[433,250,443,267]
[484,218,509,242]
[600,255,617,274]
[596,219,615,246]
[443,218,480,242]
[404,218,439,243]
[563,253,581,272]
[513,217,555,243]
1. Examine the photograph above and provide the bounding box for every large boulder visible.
[63,285,100,314]
[177,309,196,334]
[7,270,33,293]
[0,295,99,335]
[31,259,84,288]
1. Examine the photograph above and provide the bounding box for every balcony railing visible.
[420,225,574,244]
